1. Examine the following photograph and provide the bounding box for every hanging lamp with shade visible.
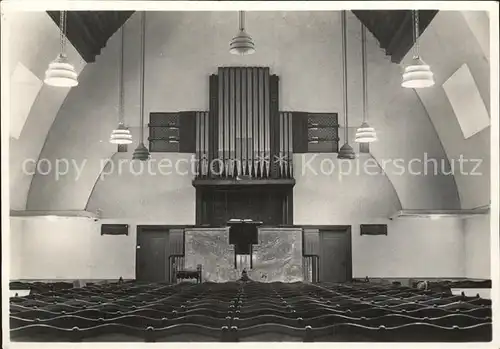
[45,11,79,87]
[229,11,255,55]
[338,11,356,160]
[402,10,435,88]
[355,22,377,143]
[132,11,150,161]
[110,25,133,145]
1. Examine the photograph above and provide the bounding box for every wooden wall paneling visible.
[168,228,185,256]
[179,111,197,153]
[136,226,170,282]
[196,187,291,226]
[270,75,280,178]
[318,226,352,282]
[292,112,309,153]
[148,112,180,152]
[209,74,219,177]
[303,228,320,255]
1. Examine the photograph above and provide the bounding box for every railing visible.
[303,255,320,283]
[168,255,185,284]
[169,255,202,284]
[196,154,294,180]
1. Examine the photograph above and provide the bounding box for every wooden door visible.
[136,228,170,282]
[320,228,352,283]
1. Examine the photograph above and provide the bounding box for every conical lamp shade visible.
[338,143,356,159]
[132,142,150,161]
[355,122,377,143]
[402,56,434,88]
[44,54,78,87]
[110,124,133,144]
[230,29,255,55]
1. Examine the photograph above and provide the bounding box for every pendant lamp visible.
[402,10,435,88]
[110,26,133,144]
[355,23,377,143]
[338,11,356,160]
[229,11,255,55]
[45,11,79,87]
[132,11,150,161]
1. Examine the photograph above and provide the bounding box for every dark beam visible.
[388,10,438,63]
[353,10,438,64]
[385,11,414,61]
[48,11,134,63]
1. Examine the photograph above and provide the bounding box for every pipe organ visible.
[181,67,339,225]
[196,67,292,180]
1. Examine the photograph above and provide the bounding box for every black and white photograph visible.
[1,0,499,345]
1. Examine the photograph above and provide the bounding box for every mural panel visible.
[184,227,303,282]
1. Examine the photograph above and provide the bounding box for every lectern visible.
[228,219,262,268]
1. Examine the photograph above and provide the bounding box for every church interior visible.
[5,6,495,342]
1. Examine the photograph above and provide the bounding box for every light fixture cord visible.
[341,11,349,143]
[59,11,67,56]
[239,11,245,31]
[118,25,125,125]
[139,11,146,143]
[361,23,367,123]
[413,9,420,58]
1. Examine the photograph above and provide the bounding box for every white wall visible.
[464,214,491,279]
[11,153,467,281]
[354,218,465,278]
[294,154,466,278]
[7,11,85,210]
[9,219,24,280]
[12,217,467,281]
[86,152,196,222]
[17,218,136,280]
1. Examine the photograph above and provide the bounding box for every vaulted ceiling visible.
[48,10,438,64]
[10,10,489,215]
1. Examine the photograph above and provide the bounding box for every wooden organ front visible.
[194,67,295,226]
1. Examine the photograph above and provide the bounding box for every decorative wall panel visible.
[248,228,303,282]
[184,227,303,282]
[184,228,239,282]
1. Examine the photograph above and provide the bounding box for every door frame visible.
[315,225,352,282]
[135,225,190,282]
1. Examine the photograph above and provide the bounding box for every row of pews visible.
[9,280,492,342]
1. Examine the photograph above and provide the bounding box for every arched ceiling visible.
[8,10,491,216]
[403,10,490,209]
